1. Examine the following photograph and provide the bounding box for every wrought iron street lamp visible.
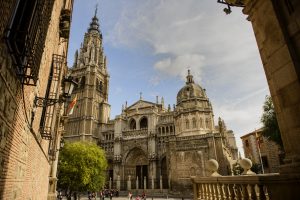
[34,76,77,107]
[217,0,245,14]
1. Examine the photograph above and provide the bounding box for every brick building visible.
[241,128,283,173]
[0,0,74,199]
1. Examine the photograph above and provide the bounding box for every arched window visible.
[80,76,85,88]
[186,119,189,129]
[170,126,173,133]
[192,118,197,129]
[205,119,209,129]
[99,81,103,92]
[140,117,148,129]
[129,119,136,130]
[96,79,99,89]
[200,118,203,128]
[166,126,169,133]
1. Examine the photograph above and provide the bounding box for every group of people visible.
[99,189,119,200]
[128,191,146,200]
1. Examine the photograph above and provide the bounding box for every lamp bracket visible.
[34,96,63,107]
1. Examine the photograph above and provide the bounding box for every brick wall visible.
[0,0,72,199]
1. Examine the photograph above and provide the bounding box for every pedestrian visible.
[110,191,113,200]
[57,191,62,200]
[142,192,146,200]
[128,191,133,200]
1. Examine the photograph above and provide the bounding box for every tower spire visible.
[88,4,100,33]
[95,4,98,17]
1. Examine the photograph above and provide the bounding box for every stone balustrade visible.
[122,129,148,139]
[192,159,300,200]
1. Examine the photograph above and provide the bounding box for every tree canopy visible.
[260,95,283,148]
[57,141,107,193]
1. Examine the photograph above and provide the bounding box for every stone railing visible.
[122,129,148,139]
[192,159,300,200]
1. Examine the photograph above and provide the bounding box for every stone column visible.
[243,0,300,174]
[116,175,120,190]
[144,176,147,189]
[151,175,154,189]
[160,175,163,191]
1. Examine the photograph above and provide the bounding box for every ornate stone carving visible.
[148,152,157,161]
[114,154,122,163]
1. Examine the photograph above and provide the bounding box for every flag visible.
[67,95,77,115]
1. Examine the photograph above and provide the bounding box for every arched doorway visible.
[124,148,148,189]
[161,156,168,189]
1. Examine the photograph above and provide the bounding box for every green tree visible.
[261,95,283,148]
[57,141,107,198]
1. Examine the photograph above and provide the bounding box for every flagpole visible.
[255,129,265,174]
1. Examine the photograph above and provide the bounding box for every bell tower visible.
[65,7,110,142]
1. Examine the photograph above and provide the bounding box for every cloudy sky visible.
[68,0,270,153]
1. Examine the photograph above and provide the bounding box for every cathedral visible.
[65,12,238,194]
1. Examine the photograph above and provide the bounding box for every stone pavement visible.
[62,197,191,200]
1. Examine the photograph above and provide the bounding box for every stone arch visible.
[129,118,136,130]
[124,147,148,166]
[160,155,168,189]
[139,116,148,129]
[123,147,148,189]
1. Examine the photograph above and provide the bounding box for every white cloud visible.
[154,54,205,83]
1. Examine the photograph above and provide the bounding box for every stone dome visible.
[177,70,206,104]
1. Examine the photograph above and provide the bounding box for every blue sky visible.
[67,0,269,153]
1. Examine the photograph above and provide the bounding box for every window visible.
[99,81,103,92]
[261,156,269,168]
[192,118,197,129]
[80,76,85,88]
[186,119,189,129]
[140,117,148,129]
[245,140,249,147]
[200,118,203,128]
[129,119,136,130]
[205,119,209,128]
[5,0,55,85]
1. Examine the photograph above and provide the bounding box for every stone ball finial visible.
[240,158,256,175]
[206,159,221,177]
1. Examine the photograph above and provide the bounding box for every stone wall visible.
[243,0,300,174]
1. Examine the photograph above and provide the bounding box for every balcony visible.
[122,129,148,139]
[192,159,300,200]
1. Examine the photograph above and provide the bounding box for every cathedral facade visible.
[65,13,238,194]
